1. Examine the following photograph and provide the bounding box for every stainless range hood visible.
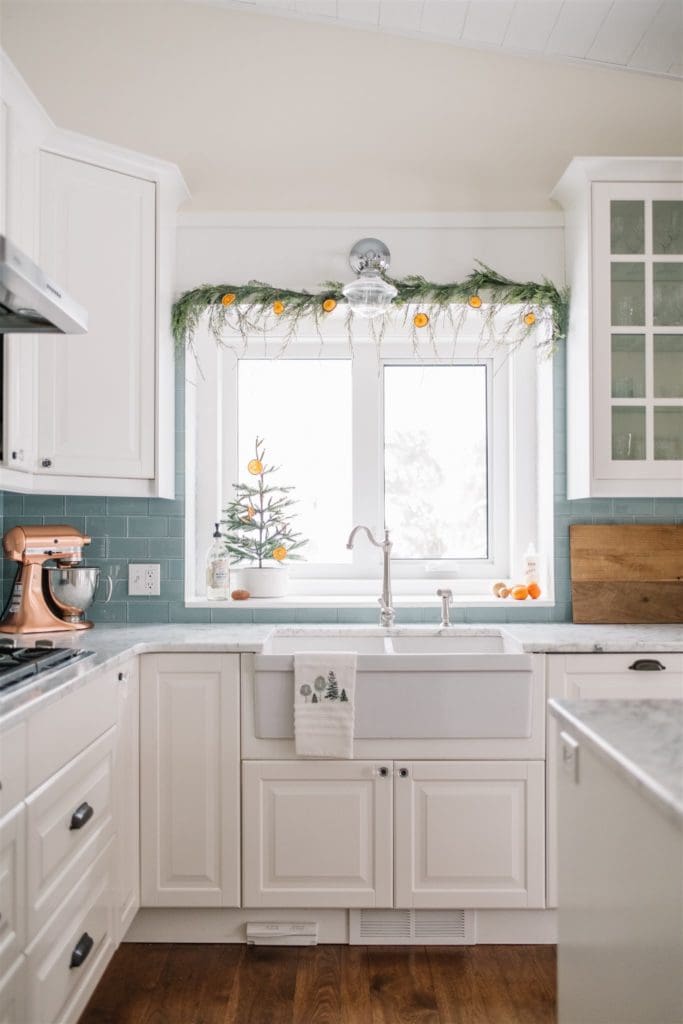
[0,234,87,334]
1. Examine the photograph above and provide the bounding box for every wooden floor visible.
[79,943,557,1024]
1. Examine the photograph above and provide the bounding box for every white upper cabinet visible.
[553,158,683,499]
[0,51,188,497]
[37,152,156,482]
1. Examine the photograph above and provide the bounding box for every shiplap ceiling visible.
[196,0,683,78]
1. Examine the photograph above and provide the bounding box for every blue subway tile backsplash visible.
[1,345,682,625]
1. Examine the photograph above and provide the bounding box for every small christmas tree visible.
[221,437,308,567]
[325,670,339,701]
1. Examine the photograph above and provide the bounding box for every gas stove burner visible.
[0,645,95,694]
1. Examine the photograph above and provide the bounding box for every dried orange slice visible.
[468,295,482,309]
[322,298,337,312]
[272,546,287,561]
[523,311,536,326]
[221,292,236,306]
[413,312,429,328]
[272,300,285,315]
[247,459,263,475]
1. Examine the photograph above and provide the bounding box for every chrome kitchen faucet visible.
[346,525,395,628]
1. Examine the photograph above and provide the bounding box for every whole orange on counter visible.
[511,584,529,600]
[527,582,542,599]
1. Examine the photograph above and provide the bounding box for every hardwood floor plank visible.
[78,944,170,1024]
[292,945,343,1024]
[364,946,441,1024]
[224,945,300,1024]
[340,946,373,1024]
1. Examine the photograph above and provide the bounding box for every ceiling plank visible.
[462,1,516,45]
[628,0,683,73]
[545,0,613,57]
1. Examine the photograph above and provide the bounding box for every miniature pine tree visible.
[311,693,318,704]
[221,437,308,568]
[325,671,339,701]
[340,689,348,702]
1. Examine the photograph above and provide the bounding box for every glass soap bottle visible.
[206,522,229,600]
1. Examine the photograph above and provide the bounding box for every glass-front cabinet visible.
[554,159,683,498]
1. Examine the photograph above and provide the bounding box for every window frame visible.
[184,307,554,605]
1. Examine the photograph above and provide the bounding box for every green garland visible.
[172,261,569,358]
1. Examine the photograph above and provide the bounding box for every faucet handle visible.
[436,588,453,628]
[437,588,453,599]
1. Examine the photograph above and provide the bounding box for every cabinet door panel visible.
[37,151,155,479]
[0,805,26,979]
[395,761,545,909]
[242,761,393,908]
[140,654,240,907]
[115,660,140,939]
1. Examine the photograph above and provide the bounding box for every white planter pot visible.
[238,566,289,598]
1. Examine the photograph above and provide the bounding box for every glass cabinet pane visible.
[611,334,645,397]
[610,200,645,254]
[654,407,683,460]
[654,335,683,397]
[612,406,646,460]
[653,201,683,255]
[611,263,645,326]
[653,264,683,326]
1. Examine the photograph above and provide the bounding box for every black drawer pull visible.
[629,659,666,672]
[70,932,94,969]
[69,802,94,830]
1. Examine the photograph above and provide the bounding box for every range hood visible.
[0,234,87,334]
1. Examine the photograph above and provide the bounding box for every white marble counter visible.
[1,621,682,722]
[549,698,683,826]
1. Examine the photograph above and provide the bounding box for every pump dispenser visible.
[206,523,229,600]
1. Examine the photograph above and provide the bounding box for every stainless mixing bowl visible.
[45,566,113,623]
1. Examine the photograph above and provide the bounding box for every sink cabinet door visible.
[394,761,545,909]
[140,654,240,907]
[242,761,393,908]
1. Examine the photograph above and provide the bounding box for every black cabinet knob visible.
[41,457,52,468]
[398,767,409,778]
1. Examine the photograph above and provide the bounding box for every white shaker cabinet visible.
[242,760,394,909]
[140,654,241,908]
[0,50,188,497]
[553,158,683,498]
[37,152,156,483]
[394,761,545,910]
[115,659,140,940]
[242,760,545,911]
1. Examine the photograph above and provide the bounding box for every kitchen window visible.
[185,310,554,604]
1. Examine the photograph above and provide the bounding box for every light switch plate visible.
[128,563,161,596]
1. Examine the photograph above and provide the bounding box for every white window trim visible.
[185,307,555,607]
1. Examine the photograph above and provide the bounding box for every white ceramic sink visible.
[253,629,534,741]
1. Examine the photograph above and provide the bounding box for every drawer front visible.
[0,955,27,1024]
[28,667,117,793]
[26,841,115,1024]
[26,728,115,940]
[0,721,27,817]
[563,653,683,699]
[0,805,26,978]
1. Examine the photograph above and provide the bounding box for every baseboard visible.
[124,907,557,945]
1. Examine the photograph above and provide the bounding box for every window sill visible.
[186,595,556,611]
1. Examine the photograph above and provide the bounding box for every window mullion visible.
[351,344,383,574]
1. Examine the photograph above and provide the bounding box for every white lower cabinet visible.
[0,956,27,1024]
[140,654,241,908]
[242,760,545,910]
[115,660,139,940]
[242,761,394,909]
[0,805,26,979]
[394,761,545,909]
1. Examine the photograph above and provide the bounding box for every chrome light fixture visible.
[342,238,398,319]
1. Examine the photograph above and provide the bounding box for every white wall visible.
[2,0,682,213]
[176,215,565,292]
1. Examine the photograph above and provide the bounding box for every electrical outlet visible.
[128,563,161,596]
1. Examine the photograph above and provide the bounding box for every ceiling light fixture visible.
[342,238,398,319]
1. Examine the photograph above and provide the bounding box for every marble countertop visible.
[549,698,683,826]
[1,621,682,722]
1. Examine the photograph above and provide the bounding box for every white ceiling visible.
[195,0,683,78]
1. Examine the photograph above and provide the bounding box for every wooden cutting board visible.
[570,524,683,624]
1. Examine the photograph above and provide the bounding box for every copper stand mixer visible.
[0,525,94,633]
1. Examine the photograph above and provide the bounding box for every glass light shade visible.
[342,269,398,319]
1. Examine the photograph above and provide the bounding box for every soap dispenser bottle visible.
[523,543,542,586]
[206,523,229,601]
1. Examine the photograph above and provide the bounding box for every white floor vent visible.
[349,909,475,945]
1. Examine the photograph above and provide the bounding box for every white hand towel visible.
[294,652,357,758]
